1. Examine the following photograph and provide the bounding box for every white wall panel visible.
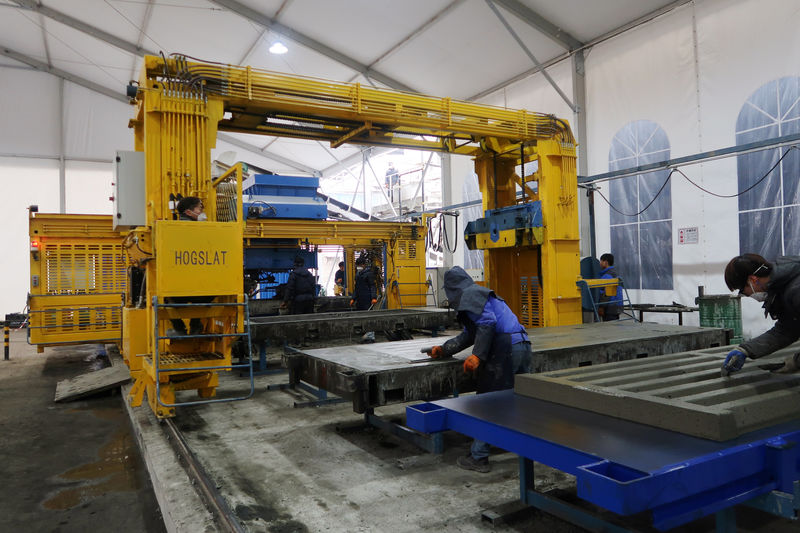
[63,82,132,160]
[694,0,800,337]
[0,68,60,157]
[477,60,574,124]
[584,3,700,324]
[0,158,60,316]
[65,161,114,215]
[579,0,800,336]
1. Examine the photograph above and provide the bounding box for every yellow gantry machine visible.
[28,54,582,417]
[139,55,580,328]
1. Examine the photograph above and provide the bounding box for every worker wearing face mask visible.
[177,196,207,221]
[721,253,800,375]
[166,196,210,337]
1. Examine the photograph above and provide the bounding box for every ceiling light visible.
[269,42,288,55]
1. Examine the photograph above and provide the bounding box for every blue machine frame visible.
[407,390,800,531]
[464,201,542,247]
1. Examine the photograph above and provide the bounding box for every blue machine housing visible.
[243,174,328,220]
[242,174,326,301]
[245,248,318,271]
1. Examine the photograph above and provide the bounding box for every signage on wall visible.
[678,226,698,245]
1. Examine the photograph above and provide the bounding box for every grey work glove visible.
[773,353,800,374]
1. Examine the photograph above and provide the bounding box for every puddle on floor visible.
[42,427,140,510]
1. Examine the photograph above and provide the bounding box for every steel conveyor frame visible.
[407,391,800,531]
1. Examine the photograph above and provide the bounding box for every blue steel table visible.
[407,390,800,531]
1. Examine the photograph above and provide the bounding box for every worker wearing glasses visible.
[721,253,800,375]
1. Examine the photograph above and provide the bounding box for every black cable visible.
[595,145,797,217]
[595,168,673,217]
[671,145,795,198]
[440,213,458,254]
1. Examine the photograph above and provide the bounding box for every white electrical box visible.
[465,268,484,282]
[113,151,146,230]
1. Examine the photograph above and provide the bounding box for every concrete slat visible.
[515,343,800,441]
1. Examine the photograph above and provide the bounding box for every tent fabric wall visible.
[584,0,800,337]
[456,0,800,338]
[0,68,61,157]
[0,158,60,316]
[63,83,132,160]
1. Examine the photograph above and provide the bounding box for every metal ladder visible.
[152,296,254,409]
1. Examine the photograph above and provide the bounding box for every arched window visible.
[735,76,800,259]
[608,120,673,290]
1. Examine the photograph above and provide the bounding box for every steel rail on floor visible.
[162,418,245,533]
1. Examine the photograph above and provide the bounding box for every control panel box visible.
[113,150,145,230]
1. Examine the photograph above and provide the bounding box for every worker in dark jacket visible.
[283,257,316,315]
[334,261,346,296]
[350,257,377,311]
[167,196,207,336]
[598,253,623,321]
[722,254,800,375]
[423,266,529,472]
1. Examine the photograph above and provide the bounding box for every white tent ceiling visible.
[0,0,687,175]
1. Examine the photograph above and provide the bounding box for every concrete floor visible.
[5,327,800,532]
[0,330,164,533]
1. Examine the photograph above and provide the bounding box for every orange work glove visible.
[422,346,444,359]
[463,354,480,373]
[349,299,355,306]
[371,298,377,305]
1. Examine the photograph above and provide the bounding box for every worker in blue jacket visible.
[598,253,623,321]
[423,266,530,472]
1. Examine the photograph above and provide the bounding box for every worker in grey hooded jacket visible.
[721,254,800,374]
[423,266,529,472]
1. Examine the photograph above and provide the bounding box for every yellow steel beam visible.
[243,218,422,246]
[33,213,423,252]
[140,56,573,154]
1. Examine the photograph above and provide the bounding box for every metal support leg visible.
[715,507,737,533]
[248,340,286,377]
[266,380,347,407]
[519,457,631,532]
[364,409,444,453]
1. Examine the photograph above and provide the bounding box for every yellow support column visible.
[536,139,581,326]
[472,136,581,327]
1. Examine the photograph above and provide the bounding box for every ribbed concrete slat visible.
[545,350,698,379]
[584,358,721,387]
[679,374,800,405]
[514,343,800,441]
[642,369,765,397]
